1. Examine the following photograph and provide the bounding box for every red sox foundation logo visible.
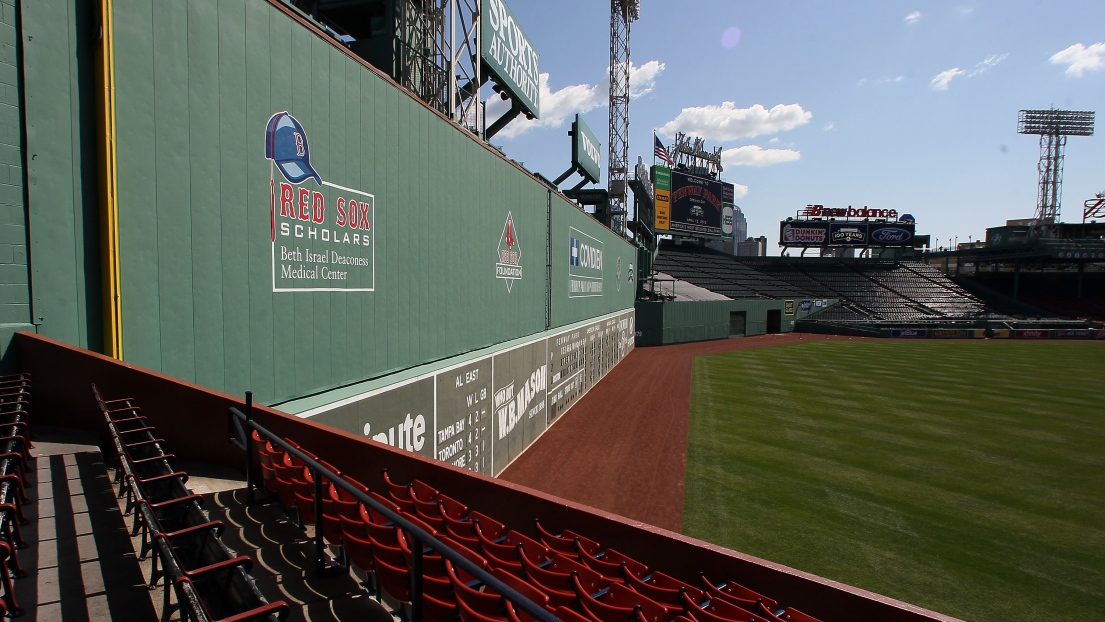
[495,212,522,292]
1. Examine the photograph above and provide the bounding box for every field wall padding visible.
[17,0,635,404]
[293,310,636,477]
[634,299,837,346]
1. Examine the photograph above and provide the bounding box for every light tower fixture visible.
[1017,108,1095,237]
[607,0,640,238]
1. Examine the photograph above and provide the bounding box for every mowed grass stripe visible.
[683,340,1104,622]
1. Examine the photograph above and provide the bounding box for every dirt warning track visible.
[499,333,860,532]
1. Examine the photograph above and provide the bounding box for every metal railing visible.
[228,394,561,622]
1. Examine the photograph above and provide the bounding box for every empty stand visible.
[652,241,1024,323]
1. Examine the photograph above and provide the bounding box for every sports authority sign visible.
[568,227,603,297]
[481,0,540,119]
[266,112,375,292]
[496,212,522,292]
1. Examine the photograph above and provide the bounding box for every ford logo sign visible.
[872,227,910,242]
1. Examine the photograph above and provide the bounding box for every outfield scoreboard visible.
[780,205,918,249]
[653,165,735,239]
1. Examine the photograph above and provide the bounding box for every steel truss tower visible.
[608,0,639,238]
[397,0,484,134]
[395,0,447,112]
[1017,109,1095,237]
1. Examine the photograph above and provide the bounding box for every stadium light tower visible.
[608,0,640,238]
[1017,109,1095,237]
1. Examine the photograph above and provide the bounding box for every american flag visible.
[654,135,673,166]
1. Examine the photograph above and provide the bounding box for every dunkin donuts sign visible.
[781,223,828,245]
[266,111,376,292]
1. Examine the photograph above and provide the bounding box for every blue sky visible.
[486,1,1105,253]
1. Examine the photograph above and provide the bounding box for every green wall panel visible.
[634,298,840,346]
[0,0,31,372]
[109,0,630,404]
[21,0,102,351]
[551,199,637,327]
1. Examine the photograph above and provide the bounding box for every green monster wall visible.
[99,0,634,404]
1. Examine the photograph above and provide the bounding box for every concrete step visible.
[15,426,155,621]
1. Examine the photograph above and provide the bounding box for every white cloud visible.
[823,122,835,131]
[970,53,1007,76]
[722,145,801,168]
[628,60,665,98]
[930,53,1007,90]
[730,183,749,199]
[769,137,780,143]
[1049,42,1105,77]
[859,76,905,87]
[658,102,812,142]
[904,11,922,24]
[930,68,965,90]
[491,61,665,139]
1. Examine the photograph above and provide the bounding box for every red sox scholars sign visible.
[266,111,376,292]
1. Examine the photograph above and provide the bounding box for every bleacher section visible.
[93,385,290,622]
[964,272,1105,323]
[0,373,32,616]
[652,244,806,300]
[234,408,828,622]
[653,241,1050,323]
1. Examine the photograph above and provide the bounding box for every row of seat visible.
[252,431,822,622]
[0,373,34,616]
[92,384,290,622]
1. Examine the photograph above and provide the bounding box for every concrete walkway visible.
[15,426,155,620]
[16,425,400,621]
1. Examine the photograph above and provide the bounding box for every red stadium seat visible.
[701,575,779,612]
[624,570,704,607]
[382,469,415,506]
[410,479,440,502]
[343,528,376,576]
[685,595,770,622]
[573,576,680,622]
[438,493,469,520]
[424,591,459,622]
[457,591,508,622]
[534,519,581,557]
[498,567,554,622]
[754,603,823,622]
[449,559,505,619]
[374,554,412,608]
[577,546,646,580]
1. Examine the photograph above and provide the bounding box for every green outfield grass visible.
[683,340,1105,622]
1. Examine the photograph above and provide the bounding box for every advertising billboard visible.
[829,223,868,246]
[481,0,540,118]
[666,170,723,237]
[721,204,735,240]
[571,114,601,184]
[780,222,829,246]
[779,221,915,247]
[653,166,671,231]
[568,227,604,298]
[868,223,915,245]
[303,310,635,476]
